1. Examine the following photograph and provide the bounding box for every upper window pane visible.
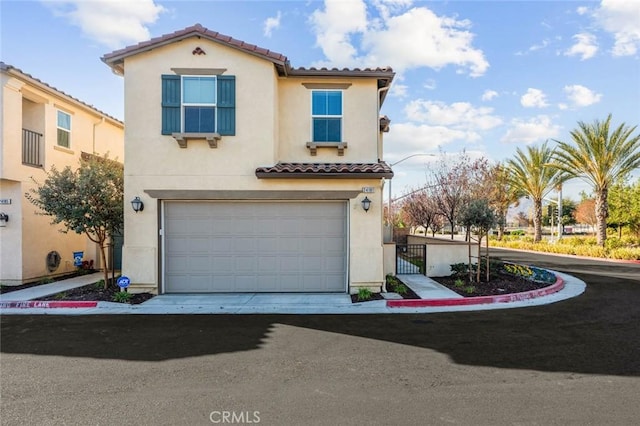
[183,77,216,104]
[57,111,71,130]
[312,91,342,116]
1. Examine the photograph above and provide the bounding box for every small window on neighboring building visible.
[312,90,342,142]
[183,76,216,133]
[57,110,71,148]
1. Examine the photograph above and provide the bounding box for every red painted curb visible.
[0,300,98,309]
[387,276,565,308]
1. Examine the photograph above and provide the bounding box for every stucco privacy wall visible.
[0,66,124,283]
[119,35,387,293]
[407,235,480,277]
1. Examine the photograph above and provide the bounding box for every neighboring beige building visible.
[102,24,395,294]
[0,62,124,284]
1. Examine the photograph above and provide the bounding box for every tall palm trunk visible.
[595,187,608,247]
[533,200,543,242]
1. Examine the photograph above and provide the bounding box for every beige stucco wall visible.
[277,78,379,163]
[0,70,124,283]
[119,36,386,293]
[407,235,480,277]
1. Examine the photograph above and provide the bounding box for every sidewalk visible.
[0,271,586,315]
[0,272,104,301]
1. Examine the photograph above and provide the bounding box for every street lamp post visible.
[543,185,563,241]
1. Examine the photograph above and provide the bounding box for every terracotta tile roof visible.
[102,23,288,74]
[0,62,123,125]
[101,24,394,87]
[256,162,394,179]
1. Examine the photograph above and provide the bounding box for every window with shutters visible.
[161,74,235,136]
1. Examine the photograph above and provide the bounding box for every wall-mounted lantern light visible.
[0,212,8,227]
[361,197,371,213]
[131,196,144,213]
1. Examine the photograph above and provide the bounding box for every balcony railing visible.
[22,128,42,167]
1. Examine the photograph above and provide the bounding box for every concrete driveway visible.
[1,249,638,425]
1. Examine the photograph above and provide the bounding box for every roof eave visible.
[256,172,394,179]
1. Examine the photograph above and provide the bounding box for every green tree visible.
[608,178,640,238]
[458,199,496,282]
[553,115,640,246]
[26,154,124,288]
[507,141,564,242]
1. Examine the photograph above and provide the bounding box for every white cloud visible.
[529,39,550,52]
[564,33,598,60]
[594,0,640,56]
[423,79,437,90]
[263,11,282,38]
[310,0,489,77]
[390,83,409,98]
[384,122,478,154]
[563,84,602,107]
[577,6,590,15]
[481,89,498,101]
[501,115,561,144]
[309,0,368,65]
[46,0,165,49]
[520,88,549,108]
[405,100,502,131]
[558,103,568,110]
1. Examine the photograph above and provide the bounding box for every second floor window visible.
[312,90,342,142]
[183,76,216,133]
[161,74,236,136]
[57,110,71,148]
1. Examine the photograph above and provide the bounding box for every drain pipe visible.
[92,117,104,154]
[377,85,390,293]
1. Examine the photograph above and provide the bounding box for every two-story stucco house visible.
[0,62,124,284]
[102,24,394,295]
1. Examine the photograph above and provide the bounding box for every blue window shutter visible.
[217,75,235,136]
[161,75,181,135]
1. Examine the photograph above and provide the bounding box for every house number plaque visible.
[362,187,375,193]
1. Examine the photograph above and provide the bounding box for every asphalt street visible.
[1,249,639,425]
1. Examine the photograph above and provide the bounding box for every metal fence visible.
[396,244,426,275]
[22,128,42,167]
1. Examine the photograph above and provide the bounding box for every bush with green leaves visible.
[357,287,373,302]
[112,291,132,303]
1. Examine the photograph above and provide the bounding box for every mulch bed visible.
[430,272,551,297]
[350,293,385,303]
[36,284,154,305]
[350,282,421,303]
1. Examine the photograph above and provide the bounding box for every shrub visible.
[454,278,465,288]
[394,283,409,295]
[357,287,373,302]
[112,291,132,303]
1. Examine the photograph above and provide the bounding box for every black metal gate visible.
[396,244,426,275]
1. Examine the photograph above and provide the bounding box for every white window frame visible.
[181,75,217,133]
[56,110,71,148]
[310,89,343,143]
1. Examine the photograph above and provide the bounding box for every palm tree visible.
[507,142,564,242]
[553,115,640,246]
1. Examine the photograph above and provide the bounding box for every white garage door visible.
[163,201,347,293]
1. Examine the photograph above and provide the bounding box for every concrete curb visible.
[387,276,565,308]
[0,300,98,309]
[490,246,640,264]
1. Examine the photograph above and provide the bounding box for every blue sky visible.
[2,0,639,203]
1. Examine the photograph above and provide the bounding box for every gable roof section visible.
[256,162,394,179]
[102,24,394,90]
[1,62,123,126]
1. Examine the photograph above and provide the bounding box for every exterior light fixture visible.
[361,197,371,212]
[0,212,8,227]
[131,196,144,213]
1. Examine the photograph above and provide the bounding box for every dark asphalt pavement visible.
[1,249,639,425]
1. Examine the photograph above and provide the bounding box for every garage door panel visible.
[164,201,347,293]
